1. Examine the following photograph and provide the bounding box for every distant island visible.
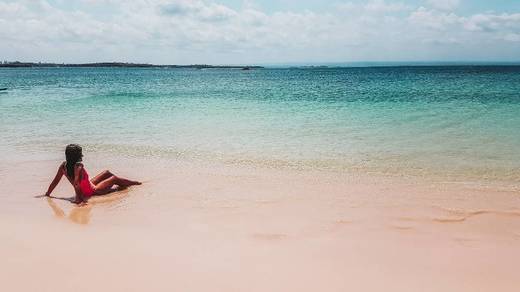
[0,61,263,69]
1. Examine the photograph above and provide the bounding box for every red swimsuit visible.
[65,163,95,197]
[79,168,95,197]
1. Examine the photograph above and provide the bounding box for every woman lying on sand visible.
[42,144,141,204]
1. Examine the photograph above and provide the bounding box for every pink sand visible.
[1,156,519,291]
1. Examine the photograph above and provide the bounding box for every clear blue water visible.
[1,66,519,185]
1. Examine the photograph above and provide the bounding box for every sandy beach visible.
[1,153,519,292]
[2,0,520,289]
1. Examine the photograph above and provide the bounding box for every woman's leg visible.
[110,175,140,187]
[90,170,113,185]
[92,175,141,195]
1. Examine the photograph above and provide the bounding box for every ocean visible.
[1,66,519,187]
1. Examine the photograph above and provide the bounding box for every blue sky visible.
[47,0,520,15]
[218,0,520,14]
[1,0,520,64]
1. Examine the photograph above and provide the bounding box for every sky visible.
[0,0,520,64]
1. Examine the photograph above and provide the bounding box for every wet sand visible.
[1,155,519,292]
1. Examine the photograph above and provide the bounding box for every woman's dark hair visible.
[65,144,83,178]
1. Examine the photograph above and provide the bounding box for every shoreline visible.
[2,144,518,193]
[1,153,520,291]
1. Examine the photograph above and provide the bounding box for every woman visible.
[43,144,141,204]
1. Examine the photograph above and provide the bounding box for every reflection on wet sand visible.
[46,197,92,225]
[88,187,130,205]
[46,197,66,218]
[44,189,131,224]
[68,204,92,224]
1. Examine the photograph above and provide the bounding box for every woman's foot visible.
[116,177,141,187]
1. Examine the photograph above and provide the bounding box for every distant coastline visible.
[1,61,519,70]
[0,61,263,69]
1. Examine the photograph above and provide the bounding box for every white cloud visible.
[464,13,520,32]
[0,0,519,63]
[159,0,237,22]
[409,7,461,30]
[427,0,460,11]
[503,33,520,42]
[337,0,411,14]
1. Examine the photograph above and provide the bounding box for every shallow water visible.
[1,66,519,186]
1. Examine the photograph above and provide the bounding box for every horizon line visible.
[2,60,520,68]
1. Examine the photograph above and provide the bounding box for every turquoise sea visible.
[1,66,519,186]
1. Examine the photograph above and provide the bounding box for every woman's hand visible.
[72,196,87,205]
[34,191,51,198]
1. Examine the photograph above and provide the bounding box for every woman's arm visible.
[44,163,65,197]
[73,163,86,203]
